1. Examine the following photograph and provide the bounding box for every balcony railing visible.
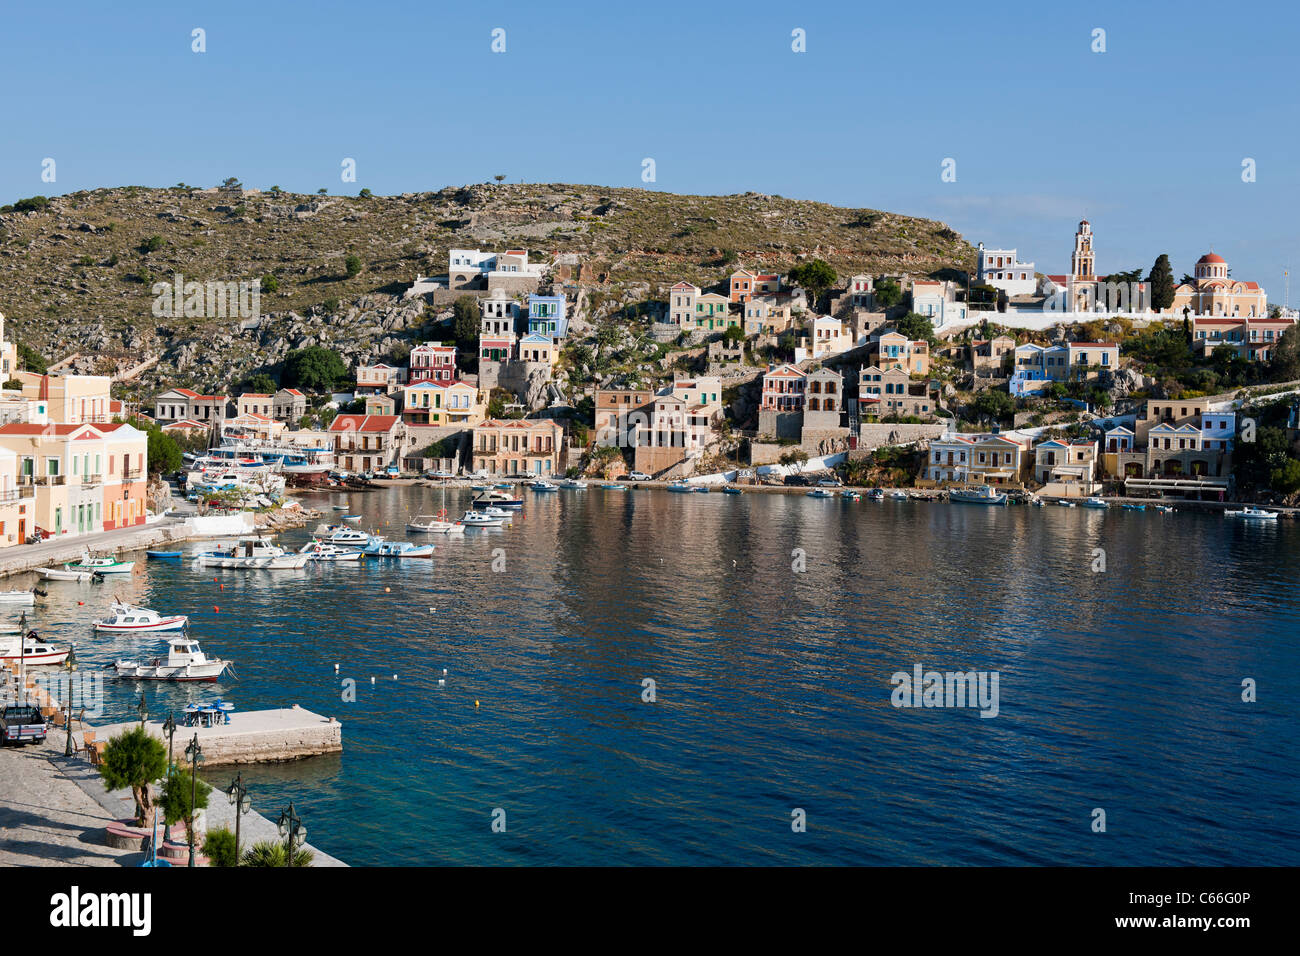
[0,488,33,503]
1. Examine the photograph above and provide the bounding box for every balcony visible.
[81,473,103,486]
[0,488,34,503]
[122,468,141,482]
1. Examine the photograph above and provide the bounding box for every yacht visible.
[471,490,524,510]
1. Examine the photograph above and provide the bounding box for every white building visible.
[911,280,968,327]
[976,243,1036,297]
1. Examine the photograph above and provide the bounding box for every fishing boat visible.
[481,506,513,522]
[949,485,1007,506]
[406,513,466,535]
[471,483,493,492]
[722,486,744,495]
[66,553,134,574]
[311,524,373,545]
[0,633,70,666]
[340,514,363,523]
[888,490,909,500]
[94,602,189,633]
[112,637,230,682]
[297,542,364,562]
[840,490,860,500]
[1225,506,1279,520]
[146,550,184,560]
[493,482,513,490]
[0,589,36,606]
[528,479,558,491]
[867,488,885,500]
[363,540,436,559]
[34,566,103,583]
[460,510,505,527]
[1057,500,1076,507]
[195,538,311,570]
[558,478,588,489]
[693,485,710,493]
[471,491,523,510]
[667,480,694,493]
[1155,505,1175,514]
[332,504,350,511]
[1121,503,1146,512]
[1081,497,1109,509]
[599,483,627,491]
[806,488,834,498]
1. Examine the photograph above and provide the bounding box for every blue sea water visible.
[21,487,1300,865]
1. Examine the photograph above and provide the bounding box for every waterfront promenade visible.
[0,516,193,579]
[0,735,347,866]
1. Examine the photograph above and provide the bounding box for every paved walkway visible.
[0,517,193,579]
[0,740,138,866]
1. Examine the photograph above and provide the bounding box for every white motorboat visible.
[1081,497,1109,510]
[461,510,505,527]
[949,485,1008,506]
[406,513,466,535]
[0,632,70,666]
[34,567,103,583]
[94,602,189,633]
[66,553,134,574]
[298,541,363,562]
[558,478,588,489]
[528,479,558,491]
[1225,506,1279,520]
[363,540,436,559]
[0,589,36,606]
[888,490,909,500]
[112,637,230,682]
[310,524,374,546]
[196,538,311,569]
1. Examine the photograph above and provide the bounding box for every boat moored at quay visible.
[196,538,311,570]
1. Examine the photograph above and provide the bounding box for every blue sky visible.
[3,0,1297,301]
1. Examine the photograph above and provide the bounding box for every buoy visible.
[220,584,224,591]
[77,601,84,606]
[392,674,397,680]
[385,587,391,593]
[213,606,219,613]
[438,679,445,686]
[213,577,218,583]
[475,700,479,708]
[371,677,376,685]
[442,668,447,676]
[334,663,339,673]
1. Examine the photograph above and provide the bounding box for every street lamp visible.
[161,712,177,775]
[184,734,204,868]
[277,801,306,864]
[225,773,252,860]
[137,691,148,726]
[63,647,78,757]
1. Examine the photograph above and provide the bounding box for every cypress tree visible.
[1147,254,1176,312]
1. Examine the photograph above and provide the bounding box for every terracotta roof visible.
[162,419,206,430]
[329,414,399,432]
[1069,341,1119,348]
[1198,253,1227,264]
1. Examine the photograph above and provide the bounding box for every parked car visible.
[784,475,811,487]
[817,478,843,487]
[0,705,47,746]
[628,471,652,481]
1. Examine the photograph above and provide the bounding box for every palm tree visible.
[241,840,314,867]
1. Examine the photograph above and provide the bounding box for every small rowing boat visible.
[146,550,184,560]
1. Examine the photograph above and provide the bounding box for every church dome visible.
[1198,253,1226,264]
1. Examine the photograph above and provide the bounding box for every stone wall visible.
[758,408,802,440]
[749,441,791,466]
[853,422,948,451]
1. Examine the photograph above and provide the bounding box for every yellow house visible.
[401,381,485,427]
[517,333,559,365]
[0,423,109,537]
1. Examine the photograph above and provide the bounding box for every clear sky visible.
[3,0,1297,301]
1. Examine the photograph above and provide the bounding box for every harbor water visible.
[17,486,1300,865]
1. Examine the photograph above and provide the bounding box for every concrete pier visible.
[98,706,343,766]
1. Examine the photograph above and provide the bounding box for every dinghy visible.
[34,567,103,583]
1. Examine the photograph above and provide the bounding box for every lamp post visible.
[184,734,204,867]
[225,772,251,860]
[161,712,177,775]
[277,801,306,865]
[137,691,148,726]
[62,646,78,757]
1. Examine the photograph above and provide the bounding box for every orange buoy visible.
[213,606,219,613]
[385,587,391,593]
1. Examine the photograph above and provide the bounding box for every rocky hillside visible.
[0,183,975,397]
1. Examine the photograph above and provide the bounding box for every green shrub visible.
[202,827,240,867]
[241,840,314,867]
